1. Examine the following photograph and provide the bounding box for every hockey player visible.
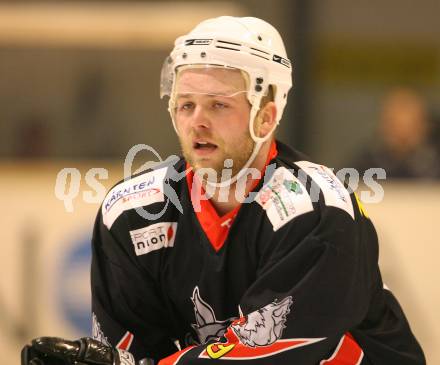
[22,16,425,365]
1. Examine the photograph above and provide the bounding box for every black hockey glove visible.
[21,337,139,365]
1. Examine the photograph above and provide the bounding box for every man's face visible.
[173,67,254,178]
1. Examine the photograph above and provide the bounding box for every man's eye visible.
[214,102,228,109]
[178,102,194,111]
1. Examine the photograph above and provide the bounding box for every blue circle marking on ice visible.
[58,235,92,335]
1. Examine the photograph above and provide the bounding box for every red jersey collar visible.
[186,140,278,252]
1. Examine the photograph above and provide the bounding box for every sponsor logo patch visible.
[256,167,313,231]
[130,222,177,256]
[102,167,168,229]
[295,161,354,219]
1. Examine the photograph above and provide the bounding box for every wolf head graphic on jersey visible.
[190,286,233,344]
[231,296,293,347]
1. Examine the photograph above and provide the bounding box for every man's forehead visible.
[175,67,248,95]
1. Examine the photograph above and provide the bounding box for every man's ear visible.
[255,102,277,138]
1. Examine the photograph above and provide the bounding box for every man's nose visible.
[190,105,211,129]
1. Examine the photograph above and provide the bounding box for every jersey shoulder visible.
[101,157,186,230]
[256,141,359,232]
[293,160,355,220]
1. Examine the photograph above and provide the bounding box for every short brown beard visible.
[179,135,255,182]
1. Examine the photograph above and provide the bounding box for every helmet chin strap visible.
[204,140,263,188]
[204,103,274,188]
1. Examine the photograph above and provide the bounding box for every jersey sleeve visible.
[156,191,372,364]
[91,209,178,362]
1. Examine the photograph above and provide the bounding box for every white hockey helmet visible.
[160,16,293,143]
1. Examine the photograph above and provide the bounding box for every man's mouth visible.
[193,141,218,152]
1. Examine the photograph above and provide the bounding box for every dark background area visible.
[1,0,438,168]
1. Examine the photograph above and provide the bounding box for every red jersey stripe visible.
[320,333,364,365]
[116,331,134,351]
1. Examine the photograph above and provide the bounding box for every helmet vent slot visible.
[251,47,270,55]
[215,45,240,52]
[217,40,242,47]
[251,53,270,61]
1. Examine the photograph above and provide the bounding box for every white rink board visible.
[0,162,121,365]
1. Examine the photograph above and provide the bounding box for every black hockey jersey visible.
[91,140,425,364]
